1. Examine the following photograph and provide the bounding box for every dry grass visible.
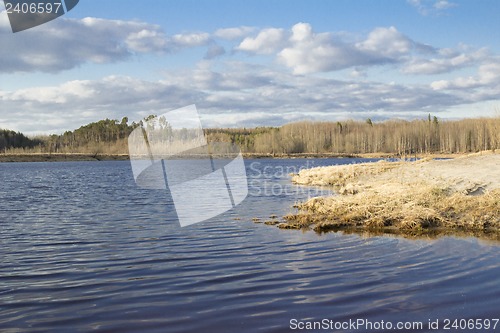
[278,153,500,237]
[287,187,499,232]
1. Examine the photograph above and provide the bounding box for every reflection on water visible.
[315,227,500,243]
[0,159,499,332]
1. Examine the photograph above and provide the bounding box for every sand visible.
[292,151,499,193]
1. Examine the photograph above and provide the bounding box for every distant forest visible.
[1,115,499,156]
[0,129,44,151]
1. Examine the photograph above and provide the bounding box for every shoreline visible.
[243,152,466,159]
[0,153,130,162]
[273,151,500,237]
[0,151,471,162]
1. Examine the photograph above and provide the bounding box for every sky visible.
[1,0,500,135]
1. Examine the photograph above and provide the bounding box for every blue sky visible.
[1,0,500,134]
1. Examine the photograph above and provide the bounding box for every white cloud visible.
[10,80,95,104]
[255,23,487,76]
[289,22,313,42]
[434,0,457,10]
[408,0,457,15]
[236,28,288,54]
[277,24,415,74]
[403,48,489,74]
[214,26,255,40]
[2,17,483,79]
[431,60,500,91]
[0,75,206,133]
[356,26,413,58]
[172,32,211,47]
[232,23,442,75]
[0,16,212,73]
[125,29,169,53]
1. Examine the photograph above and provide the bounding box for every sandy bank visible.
[279,151,499,236]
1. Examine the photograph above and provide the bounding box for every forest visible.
[205,115,499,155]
[0,129,43,151]
[1,115,499,156]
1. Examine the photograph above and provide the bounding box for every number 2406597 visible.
[5,2,63,14]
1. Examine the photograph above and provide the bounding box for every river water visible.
[1,159,499,332]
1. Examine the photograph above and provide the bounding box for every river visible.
[1,159,499,332]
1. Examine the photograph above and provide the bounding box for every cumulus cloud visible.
[0,75,206,133]
[431,60,500,92]
[403,47,489,74]
[171,32,211,47]
[0,15,212,73]
[356,26,413,58]
[168,61,275,92]
[277,24,417,74]
[2,17,482,78]
[278,24,358,74]
[238,23,484,77]
[125,28,169,53]
[236,28,288,54]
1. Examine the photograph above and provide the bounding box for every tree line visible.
[1,115,499,155]
[207,115,499,155]
[0,129,43,152]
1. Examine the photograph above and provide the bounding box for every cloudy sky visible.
[1,0,499,134]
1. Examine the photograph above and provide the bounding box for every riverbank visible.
[243,152,465,159]
[0,151,473,162]
[276,151,499,237]
[0,153,130,162]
